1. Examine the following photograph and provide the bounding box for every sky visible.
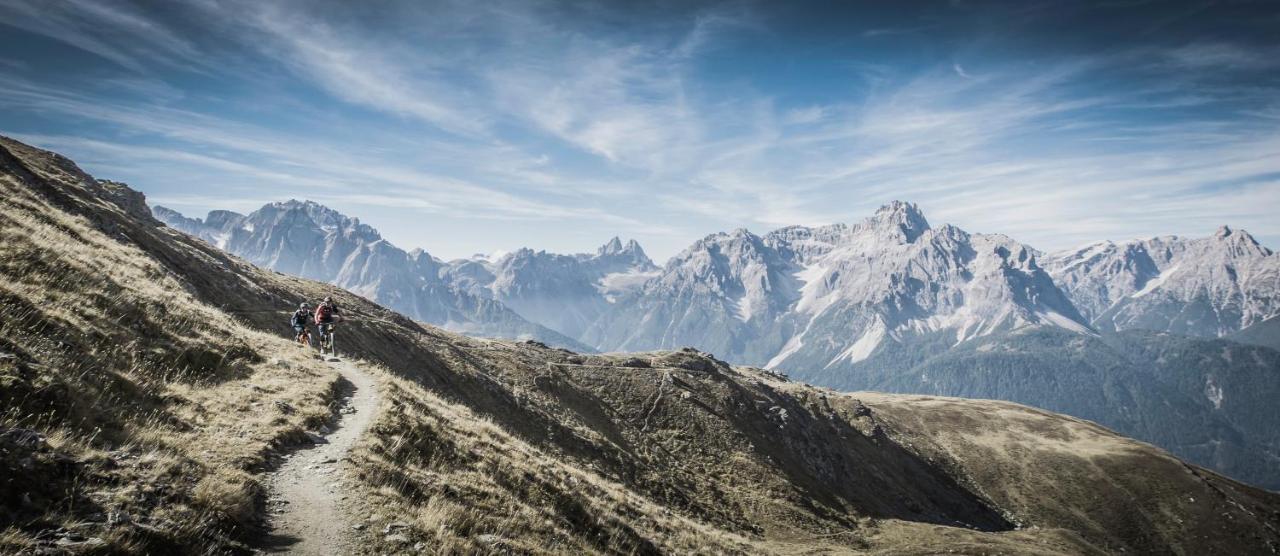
[1,0,1278,260]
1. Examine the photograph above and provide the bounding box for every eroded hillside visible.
[3,135,1279,555]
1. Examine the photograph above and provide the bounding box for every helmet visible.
[323,296,333,303]
[300,302,310,309]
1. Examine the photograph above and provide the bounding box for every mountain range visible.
[585,201,1093,373]
[9,133,1280,554]
[154,199,1280,490]
[153,202,596,351]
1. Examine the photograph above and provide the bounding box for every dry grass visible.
[0,142,343,553]
[193,470,260,528]
[326,335,1016,554]
[335,329,1280,555]
[344,365,764,554]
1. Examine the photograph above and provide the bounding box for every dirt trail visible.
[261,359,379,555]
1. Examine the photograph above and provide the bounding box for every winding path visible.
[261,359,380,554]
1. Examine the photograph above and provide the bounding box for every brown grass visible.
[342,366,763,554]
[0,139,344,553]
[193,470,260,528]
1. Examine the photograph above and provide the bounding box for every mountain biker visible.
[315,296,341,325]
[314,296,342,351]
[290,302,312,344]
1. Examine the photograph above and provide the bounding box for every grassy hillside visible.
[0,138,348,552]
[3,135,1279,554]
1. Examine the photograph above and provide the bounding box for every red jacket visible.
[314,302,341,324]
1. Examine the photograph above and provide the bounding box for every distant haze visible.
[1,0,1278,259]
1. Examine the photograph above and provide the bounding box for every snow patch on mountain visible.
[1035,309,1094,335]
[1206,376,1224,410]
[827,319,886,368]
[793,262,836,315]
[1131,264,1181,298]
[766,331,805,369]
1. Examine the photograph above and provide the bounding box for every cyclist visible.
[314,296,342,353]
[290,302,313,346]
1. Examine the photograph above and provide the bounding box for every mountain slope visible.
[0,137,366,553]
[156,196,1280,490]
[583,226,804,364]
[153,201,589,351]
[7,135,1280,554]
[585,202,1280,489]
[1045,228,1280,337]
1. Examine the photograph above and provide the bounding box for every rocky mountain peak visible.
[270,198,341,221]
[986,235,1042,271]
[1212,225,1271,257]
[866,200,930,242]
[153,205,191,223]
[598,236,625,256]
[252,199,382,243]
[593,237,654,270]
[204,209,246,228]
[1045,226,1279,336]
[96,179,156,222]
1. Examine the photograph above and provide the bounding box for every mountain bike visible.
[318,322,337,357]
[296,327,313,348]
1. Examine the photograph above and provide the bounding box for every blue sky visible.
[2,0,1278,260]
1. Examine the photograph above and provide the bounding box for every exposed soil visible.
[260,359,380,555]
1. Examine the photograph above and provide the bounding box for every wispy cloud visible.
[1163,42,1280,71]
[0,76,649,230]
[2,1,1278,258]
[233,2,489,137]
[0,0,212,73]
